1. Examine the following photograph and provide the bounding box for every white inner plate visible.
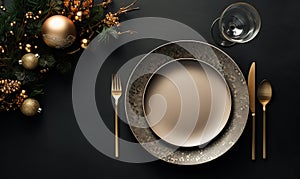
[143,58,232,147]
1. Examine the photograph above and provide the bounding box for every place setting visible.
[111,2,273,164]
[0,0,273,166]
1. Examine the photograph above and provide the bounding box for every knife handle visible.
[252,113,255,160]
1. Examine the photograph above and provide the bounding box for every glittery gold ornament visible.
[20,98,42,116]
[41,15,76,49]
[103,12,120,27]
[81,38,89,49]
[19,53,40,70]
[0,79,27,112]
[0,79,22,94]
[64,0,93,21]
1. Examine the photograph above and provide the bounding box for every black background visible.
[1,0,300,178]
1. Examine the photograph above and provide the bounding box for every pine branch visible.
[0,0,139,113]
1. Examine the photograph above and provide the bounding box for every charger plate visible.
[125,40,249,165]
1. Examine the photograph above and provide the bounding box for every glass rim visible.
[219,2,262,43]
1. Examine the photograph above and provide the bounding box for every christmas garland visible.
[0,0,139,116]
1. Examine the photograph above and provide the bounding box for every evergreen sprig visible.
[0,0,76,97]
[0,0,139,113]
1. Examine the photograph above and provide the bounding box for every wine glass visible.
[211,2,261,47]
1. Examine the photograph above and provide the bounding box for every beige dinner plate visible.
[143,59,231,147]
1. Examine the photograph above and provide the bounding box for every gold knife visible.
[248,62,256,160]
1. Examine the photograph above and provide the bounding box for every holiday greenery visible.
[0,0,138,115]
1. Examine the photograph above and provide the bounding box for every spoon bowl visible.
[257,79,272,159]
[257,80,272,108]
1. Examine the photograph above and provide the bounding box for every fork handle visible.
[263,106,266,159]
[115,102,119,158]
[252,113,255,160]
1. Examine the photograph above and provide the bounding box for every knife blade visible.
[248,62,256,160]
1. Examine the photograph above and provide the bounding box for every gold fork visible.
[111,74,122,158]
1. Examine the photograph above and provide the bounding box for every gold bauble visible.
[41,15,76,49]
[19,53,39,70]
[20,98,42,116]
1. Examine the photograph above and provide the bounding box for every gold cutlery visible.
[257,79,272,159]
[111,74,122,158]
[248,62,256,160]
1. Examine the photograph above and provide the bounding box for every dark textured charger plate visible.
[125,40,249,165]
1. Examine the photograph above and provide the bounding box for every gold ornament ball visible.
[41,15,76,49]
[19,53,39,70]
[20,98,42,117]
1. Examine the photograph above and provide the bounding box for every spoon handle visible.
[252,113,255,160]
[263,106,266,159]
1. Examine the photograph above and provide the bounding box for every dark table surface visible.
[1,0,300,178]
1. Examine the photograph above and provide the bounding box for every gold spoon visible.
[257,79,272,159]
